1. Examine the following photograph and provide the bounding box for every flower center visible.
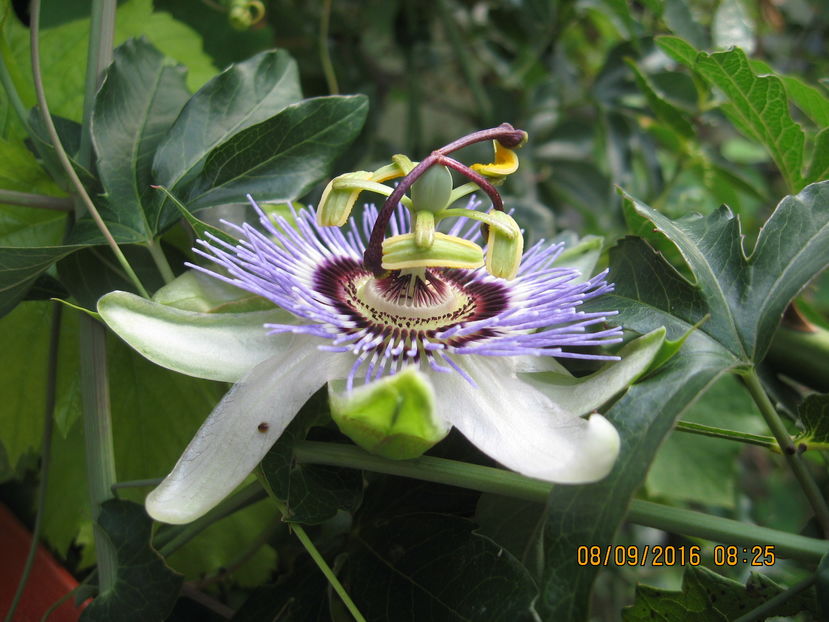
[312,257,510,382]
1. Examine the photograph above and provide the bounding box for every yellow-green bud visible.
[485,210,523,279]
[410,165,453,213]
[329,368,448,460]
[382,232,484,271]
[316,171,373,227]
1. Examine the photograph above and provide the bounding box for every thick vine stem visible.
[293,441,829,563]
[744,370,829,538]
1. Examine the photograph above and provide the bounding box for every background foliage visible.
[1,0,828,620]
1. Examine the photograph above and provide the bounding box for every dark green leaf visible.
[475,494,546,579]
[231,565,329,622]
[345,513,538,622]
[623,566,816,621]
[646,375,760,508]
[91,37,190,242]
[260,393,363,524]
[80,499,183,622]
[185,95,369,209]
[26,111,101,197]
[795,393,829,446]
[0,244,82,316]
[626,60,694,138]
[625,181,829,362]
[806,127,829,184]
[537,349,730,621]
[152,49,302,227]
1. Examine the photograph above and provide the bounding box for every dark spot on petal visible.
[258,422,269,433]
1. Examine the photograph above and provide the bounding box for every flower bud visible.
[316,171,373,227]
[382,232,484,271]
[485,210,523,279]
[329,368,449,460]
[410,165,453,213]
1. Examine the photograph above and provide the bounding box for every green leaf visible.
[656,35,700,69]
[623,566,816,621]
[344,513,538,622]
[537,349,731,621]
[80,500,183,622]
[795,393,829,447]
[660,40,806,192]
[806,127,829,184]
[0,302,79,471]
[475,494,546,580]
[232,564,329,621]
[646,375,760,508]
[260,395,363,525]
[750,60,829,128]
[626,60,694,138]
[152,49,302,228]
[185,95,369,210]
[624,182,829,363]
[91,37,190,242]
[2,0,214,126]
[0,244,82,316]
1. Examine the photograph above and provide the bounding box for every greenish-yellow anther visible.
[382,232,484,270]
[484,210,523,280]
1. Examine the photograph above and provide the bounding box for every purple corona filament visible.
[188,196,623,391]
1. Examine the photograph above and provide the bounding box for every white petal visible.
[432,357,620,483]
[98,290,293,382]
[146,337,329,524]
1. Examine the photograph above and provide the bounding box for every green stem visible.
[256,468,367,622]
[744,370,829,537]
[319,0,339,95]
[79,317,118,592]
[146,239,175,284]
[733,575,815,622]
[4,306,62,622]
[674,421,778,450]
[0,189,73,211]
[30,0,149,298]
[293,441,829,563]
[111,477,163,491]
[79,0,117,164]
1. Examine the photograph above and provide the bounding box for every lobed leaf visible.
[80,500,183,622]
